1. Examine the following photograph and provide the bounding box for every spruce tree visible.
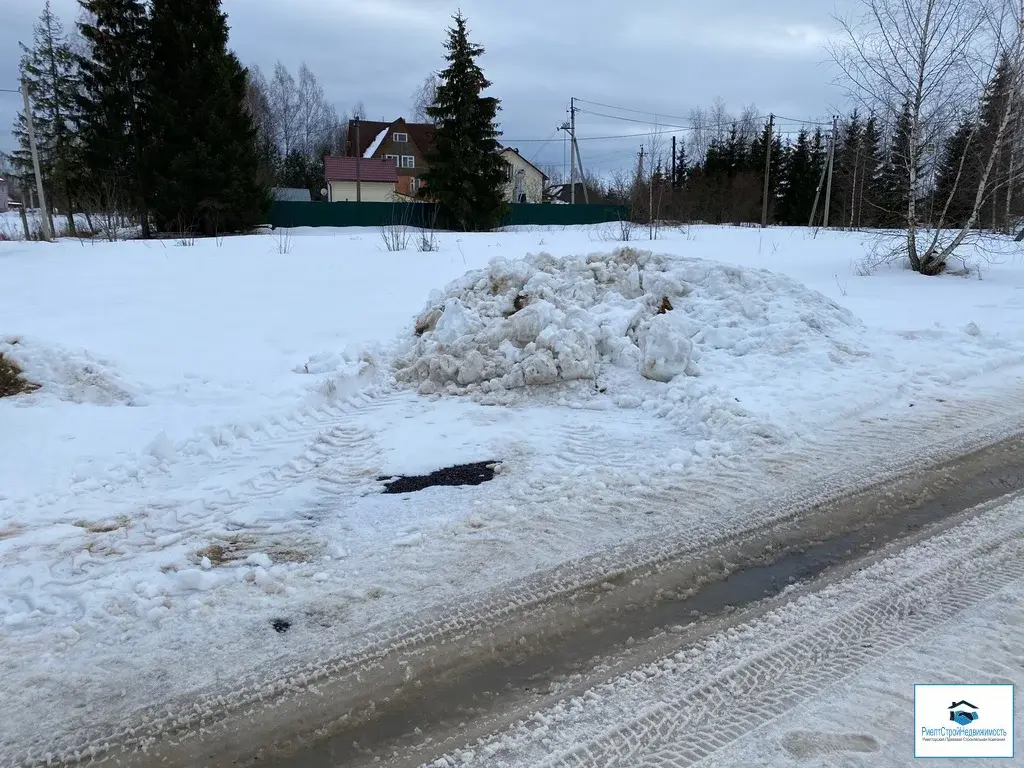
[831,111,864,228]
[858,116,884,228]
[78,0,152,236]
[422,13,506,231]
[975,55,1018,230]
[13,2,82,234]
[777,129,816,226]
[748,119,785,222]
[673,142,687,188]
[879,103,915,229]
[933,118,977,228]
[145,0,269,235]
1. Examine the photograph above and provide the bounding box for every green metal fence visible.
[268,201,630,230]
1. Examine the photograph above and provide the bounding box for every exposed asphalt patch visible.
[378,462,499,494]
[271,619,291,634]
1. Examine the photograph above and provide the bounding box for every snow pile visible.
[0,336,145,405]
[394,248,864,400]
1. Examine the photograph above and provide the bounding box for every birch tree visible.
[831,0,982,273]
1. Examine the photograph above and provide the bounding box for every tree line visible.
[10,0,271,237]
[599,67,1022,237]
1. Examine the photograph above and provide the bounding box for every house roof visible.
[324,157,398,183]
[348,119,436,158]
[500,147,549,180]
[272,187,312,202]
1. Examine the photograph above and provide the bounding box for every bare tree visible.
[244,65,274,147]
[832,0,983,272]
[919,0,1024,270]
[297,64,337,157]
[709,97,732,145]
[737,103,761,144]
[269,61,301,157]
[687,107,711,163]
[411,74,439,123]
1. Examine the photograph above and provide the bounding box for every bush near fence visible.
[269,201,630,230]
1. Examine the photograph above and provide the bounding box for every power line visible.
[574,97,835,128]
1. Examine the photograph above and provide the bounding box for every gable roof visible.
[347,119,436,158]
[500,147,549,180]
[324,157,397,183]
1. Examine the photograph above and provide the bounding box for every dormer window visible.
[393,132,409,143]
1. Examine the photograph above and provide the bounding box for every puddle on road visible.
[377,461,498,494]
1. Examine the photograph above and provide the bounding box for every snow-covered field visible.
[3,223,1024,762]
[437,490,1024,767]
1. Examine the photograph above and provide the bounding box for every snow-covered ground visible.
[3,224,1024,762]
[438,491,1024,767]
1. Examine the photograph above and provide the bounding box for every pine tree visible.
[13,2,82,233]
[78,0,152,236]
[421,13,506,231]
[145,0,269,235]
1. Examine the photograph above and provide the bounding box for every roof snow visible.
[364,127,390,159]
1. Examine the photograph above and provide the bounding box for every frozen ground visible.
[3,224,1024,762]
[437,491,1024,767]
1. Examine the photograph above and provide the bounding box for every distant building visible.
[345,117,435,200]
[323,156,399,202]
[272,187,312,202]
[0,177,8,211]
[499,148,547,204]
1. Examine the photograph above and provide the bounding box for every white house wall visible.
[329,180,396,203]
[501,152,545,204]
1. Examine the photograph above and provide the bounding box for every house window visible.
[393,132,409,143]
[384,154,400,166]
[409,178,420,194]
[505,163,514,182]
[401,155,415,169]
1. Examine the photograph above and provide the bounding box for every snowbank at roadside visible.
[395,248,865,403]
[0,336,147,405]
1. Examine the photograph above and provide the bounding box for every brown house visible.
[346,117,435,197]
[323,157,399,203]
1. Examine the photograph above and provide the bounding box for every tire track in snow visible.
[1,379,403,523]
[0,387,404,635]
[34,383,1024,768]
[455,497,1024,768]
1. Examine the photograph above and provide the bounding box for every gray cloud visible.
[2,0,853,175]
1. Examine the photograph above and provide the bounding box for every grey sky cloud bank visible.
[1,0,851,175]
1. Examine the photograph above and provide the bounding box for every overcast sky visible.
[1,0,853,176]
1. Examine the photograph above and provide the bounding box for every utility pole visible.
[569,98,577,204]
[354,116,362,203]
[808,148,829,228]
[572,133,590,204]
[823,115,838,229]
[761,113,774,228]
[22,80,52,241]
